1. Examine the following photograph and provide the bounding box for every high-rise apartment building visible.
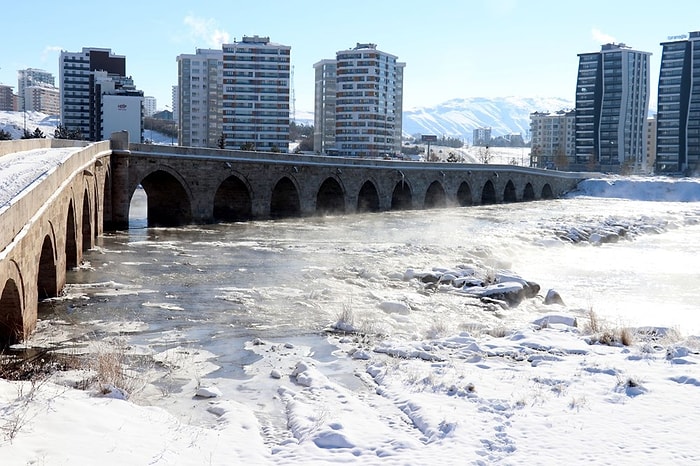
[18,68,55,112]
[574,43,651,173]
[143,96,157,117]
[314,43,405,158]
[221,36,290,152]
[171,85,179,122]
[59,47,144,142]
[176,48,223,147]
[656,31,700,174]
[313,59,337,154]
[529,109,576,169]
[646,114,657,171]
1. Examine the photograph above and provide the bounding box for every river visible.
[33,188,699,359]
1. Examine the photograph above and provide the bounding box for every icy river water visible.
[36,190,700,364]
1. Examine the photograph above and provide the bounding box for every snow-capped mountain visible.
[402,96,574,141]
[2,96,577,144]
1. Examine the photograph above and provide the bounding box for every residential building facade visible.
[529,109,576,169]
[656,31,700,174]
[473,127,492,146]
[171,85,179,122]
[176,48,222,147]
[221,36,290,152]
[574,43,651,173]
[314,43,404,158]
[313,59,337,154]
[94,71,144,143]
[0,85,14,111]
[17,68,55,112]
[59,47,144,142]
[143,96,157,117]
[24,84,60,115]
[646,114,657,171]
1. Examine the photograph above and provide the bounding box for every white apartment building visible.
[143,96,157,117]
[176,49,223,147]
[171,85,179,122]
[94,71,144,143]
[529,109,576,168]
[17,68,55,112]
[315,43,404,157]
[221,36,290,152]
[473,127,491,146]
[24,84,59,115]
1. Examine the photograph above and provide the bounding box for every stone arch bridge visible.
[1,134,586,345]
[109,135,584,228]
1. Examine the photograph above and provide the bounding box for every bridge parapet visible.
[0,140,111,254]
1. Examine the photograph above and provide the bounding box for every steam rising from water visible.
[41,195,700,354]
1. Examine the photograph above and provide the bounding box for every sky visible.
[1,1,699,112]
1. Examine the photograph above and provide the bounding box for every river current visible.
[34,192,700,386]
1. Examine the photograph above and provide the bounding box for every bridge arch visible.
[424,181,447,208]
[357,180,380,213]
[65,201,78,269]
[541,183,554,199]
[137,169,193,227]
[457,181,473,206]
[103,170,113,230]
[0,259,25,346]
[0,278,23,346]
[503,180,517,203]
[481,180,497,204]
[213,174,253,222]
[391,180,413,210]
[316,177,345,215]
[82,187,92,252]
[270,176,301,218]
[523,182,535,201]
[38,234,58,300]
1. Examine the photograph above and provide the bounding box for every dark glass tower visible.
[656,32,700,174]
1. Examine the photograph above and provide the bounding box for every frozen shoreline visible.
[2,311,699,465]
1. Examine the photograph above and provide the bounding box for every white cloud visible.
[183,15,230,48]
[592,28,616,44]
[41,45,63,64]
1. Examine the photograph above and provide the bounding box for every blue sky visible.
[2,1,698,114]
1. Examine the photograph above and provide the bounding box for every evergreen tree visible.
[0,129,11,140]
[54,124,82,140]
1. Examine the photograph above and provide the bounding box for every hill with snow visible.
[3,96,577,145]
[0,111,59,139]
[403,96,574,141]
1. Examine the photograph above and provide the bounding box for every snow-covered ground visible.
[2,146,700,464]
[0,110,173,144]
[0,110,59,139]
